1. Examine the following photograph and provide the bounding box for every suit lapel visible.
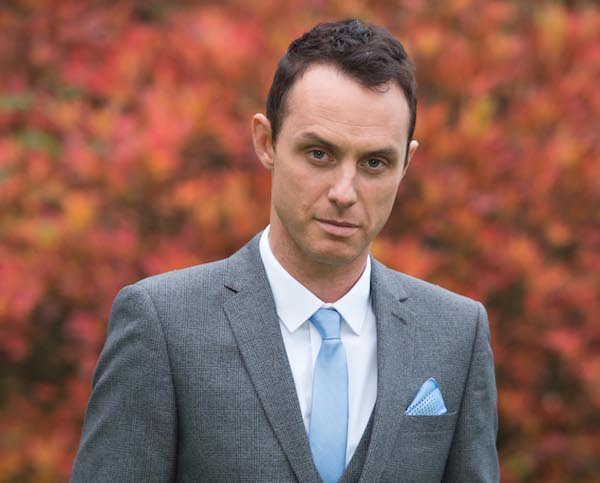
[358,259,419,482]
[222,236,320,483]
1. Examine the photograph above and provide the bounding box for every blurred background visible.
[1,0,599,481]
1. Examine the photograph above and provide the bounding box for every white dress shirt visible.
[259,226,377,465]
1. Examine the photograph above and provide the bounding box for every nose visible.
[327,164,358,208]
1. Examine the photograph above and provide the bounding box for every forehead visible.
[282,64,410,149]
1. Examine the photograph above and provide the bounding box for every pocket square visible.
[404,378,448,416]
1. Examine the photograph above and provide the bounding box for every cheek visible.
[274,160,323,206]
[271,164,311,219]
[272,160,297,197]
[364,181,399,222]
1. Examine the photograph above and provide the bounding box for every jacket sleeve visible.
[71,284,177,482]
[442,302,500,482]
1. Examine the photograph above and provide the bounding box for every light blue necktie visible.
[309,308,348,483]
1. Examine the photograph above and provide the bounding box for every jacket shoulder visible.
[133,258,229,298]
[373,259,482,317]
[400,271,480,310]
[133,233,262,297]
[374,261,488,351]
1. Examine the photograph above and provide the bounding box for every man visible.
[72,19,499,482]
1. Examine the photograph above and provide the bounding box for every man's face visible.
[254,64,417,268]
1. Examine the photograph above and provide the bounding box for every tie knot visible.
[310,308,342,340]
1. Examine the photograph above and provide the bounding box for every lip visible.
[317,219,359,237]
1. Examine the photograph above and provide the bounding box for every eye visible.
[366,159,384,169]
[307,149,332,164]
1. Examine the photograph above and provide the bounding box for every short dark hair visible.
[266,19,417,158]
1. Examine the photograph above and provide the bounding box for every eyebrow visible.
[294,131,401,162]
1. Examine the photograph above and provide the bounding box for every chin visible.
[305,243,365,267]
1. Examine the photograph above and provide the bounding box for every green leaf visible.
[0,92,34,111]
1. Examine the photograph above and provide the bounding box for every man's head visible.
[266,19,417,161]
[252,19,418,277]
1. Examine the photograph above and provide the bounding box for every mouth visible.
[316,218,359,237]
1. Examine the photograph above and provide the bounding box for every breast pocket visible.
[399,410,458,433]
[382,411,458,481]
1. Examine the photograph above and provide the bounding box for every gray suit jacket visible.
[71,233,499,482]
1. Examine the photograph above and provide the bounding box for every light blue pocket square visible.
[404,378,448,416]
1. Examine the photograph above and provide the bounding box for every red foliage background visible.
[1,1,598,481]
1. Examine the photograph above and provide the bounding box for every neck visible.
[267,224,368,303]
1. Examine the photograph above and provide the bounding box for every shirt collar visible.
[259,226,371,335]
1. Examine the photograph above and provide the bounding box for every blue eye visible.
[311,150,326,159]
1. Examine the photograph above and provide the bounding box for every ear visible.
[251,114,275,170]
[402,140,419,176]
